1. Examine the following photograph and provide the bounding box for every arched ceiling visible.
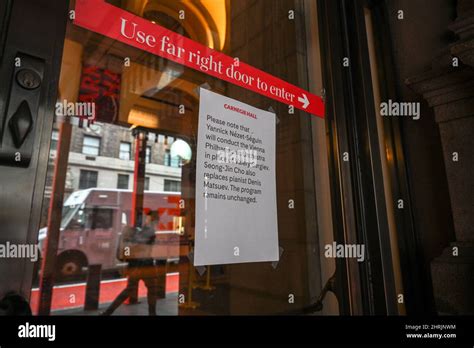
[123,0,229,51]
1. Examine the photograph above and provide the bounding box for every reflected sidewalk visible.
[52,294,179,316]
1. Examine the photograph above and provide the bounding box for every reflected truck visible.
[37,188,183,278]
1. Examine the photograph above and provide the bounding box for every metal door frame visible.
[317,0,399,315]
[0,0,69,306]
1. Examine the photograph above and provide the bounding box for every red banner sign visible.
[74,0,325,118]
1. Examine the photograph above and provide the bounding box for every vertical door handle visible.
[9,100,33,148]
[0,53,44,167]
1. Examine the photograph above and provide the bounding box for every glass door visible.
[2,0,333,316]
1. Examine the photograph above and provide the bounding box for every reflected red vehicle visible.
[38,189,182,278]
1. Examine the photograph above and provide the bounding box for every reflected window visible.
[79,170,98,189]
[145,177,150,190]
[146,146,152,164]
[119,142,131,160]
[157,135,165,144]
[164,179,181,192]
[51,130,59,151]
[61,204,82,230]
[67,206,86,230]
[164,149,181,167]
[82,136,100,156]
[117,174,129,189]
[88,208,114,229]
[164,149,170,166]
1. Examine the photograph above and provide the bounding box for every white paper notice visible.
[194,88,279,266]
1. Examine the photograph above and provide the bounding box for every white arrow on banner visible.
[298,93,310,109]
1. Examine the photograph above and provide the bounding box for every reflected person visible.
[102,210,160,315]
